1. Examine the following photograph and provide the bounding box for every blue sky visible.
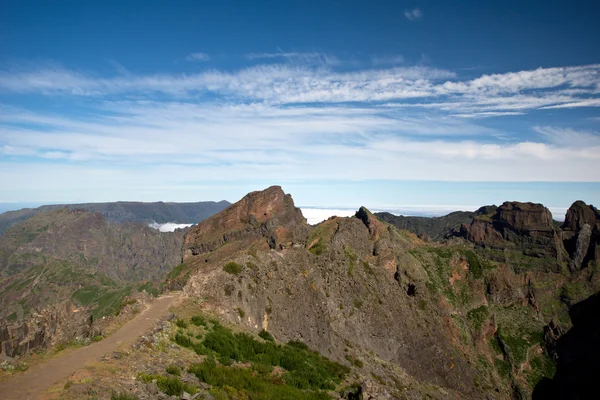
[0,0,599,216]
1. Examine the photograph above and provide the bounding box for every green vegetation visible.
[258,329,274,342]
[309,239,326,256]
[175,318,188,329]
[172,313,349,398]
[467,305,489,330]
[72,284,132,318]
[464,250,483,278]
[191,315,207,327]
[7,312,17,322]
[189,358,330,400]
[166,263,186,281]
[525,352,556,388]
[362,261,374,275]
[236,307,245,318]
[223,262,242,275]
[114,298,137,316]
[165,364,181,376]
[111,391,139,400]
[137,281,160,297]
[345,354,364,368]
[138,373,197,396]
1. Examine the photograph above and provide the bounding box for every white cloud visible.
[300,208,357,225]
[149,222,194,232]
[404,8,423,21]
[186,52,210,62]
[0,63,598,115]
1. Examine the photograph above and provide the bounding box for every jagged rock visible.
[181,186,307,268]
[562,201,600,231]
[0,300,93,357]
[567,224,592,272]
[561,201,600,272]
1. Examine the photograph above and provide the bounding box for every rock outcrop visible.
[183,185,307,261]
[0,301,94,357]
[561,201,600,272]
[452,202,568,272]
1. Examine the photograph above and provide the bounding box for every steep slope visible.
[375,205,496,241]
[169,187,497,398]
[168,188,600,399]
[0,200,231,235]
[0,209,185,357]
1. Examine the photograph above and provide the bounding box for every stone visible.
[146,382,159,395]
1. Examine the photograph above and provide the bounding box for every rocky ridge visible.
[168,187,600,399]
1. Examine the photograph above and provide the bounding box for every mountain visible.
[0,200,231,235]
[375,205,497,241]
[163,187,600,399]
[2,187,599,399]
[0,209,186,357]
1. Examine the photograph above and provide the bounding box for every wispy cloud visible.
[534,126,600,147]
[186,52,210,62]
[246,51,340,65]
[404,8,423,21]
[371,54,405,66]
[1,63,598,115]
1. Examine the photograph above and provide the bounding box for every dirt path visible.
[0,294,179,400]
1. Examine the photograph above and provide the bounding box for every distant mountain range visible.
[375,205,498,241]
[0,200,231,235]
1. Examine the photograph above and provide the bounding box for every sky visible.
[1,0,599,218]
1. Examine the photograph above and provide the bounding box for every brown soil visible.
[0,294,179,400]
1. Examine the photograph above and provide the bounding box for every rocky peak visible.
[561,201,600,272]
[355,206,385,240]
[562,201,600,231]
[494,201,554,232]
[183,186,306,260]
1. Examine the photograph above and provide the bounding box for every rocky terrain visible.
[163,187,599,399]
[0,209,186,358]
[375,205,496,242]
[1,187,599,400]
[0,200,231,235]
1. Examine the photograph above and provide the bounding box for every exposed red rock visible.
[183,186,306,261]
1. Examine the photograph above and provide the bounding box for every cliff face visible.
[561,201,600,272]
[452,202,568,272]
[0,300,94,358]
[0,209,185,357]
[183,186,306,259]
[0,209,184,282]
